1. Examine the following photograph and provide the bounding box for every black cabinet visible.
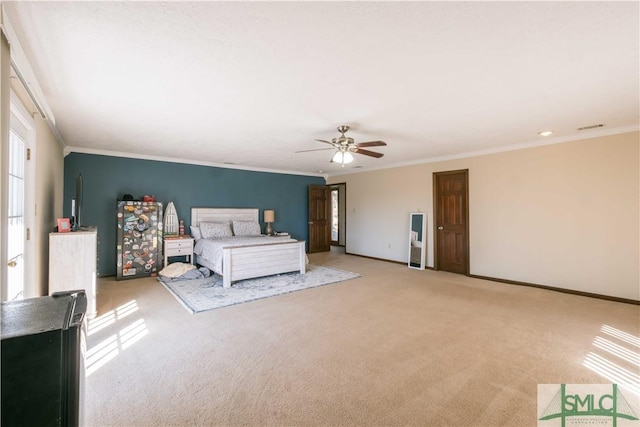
[116,201,163,279]
[1,291,87,426]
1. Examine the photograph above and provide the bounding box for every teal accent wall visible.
[64,153,325,276]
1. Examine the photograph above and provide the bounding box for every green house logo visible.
[538,384,639,427]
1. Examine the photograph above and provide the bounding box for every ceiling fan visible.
[296,125,387,166]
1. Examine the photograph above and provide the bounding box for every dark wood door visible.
[308,185,330,253]
[434,170,469,274]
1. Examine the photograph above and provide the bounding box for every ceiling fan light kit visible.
[332,150,354,166]
[296,125,387,167]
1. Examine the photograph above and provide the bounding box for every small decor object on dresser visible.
[164,201,179,235]
[56,218,71,233]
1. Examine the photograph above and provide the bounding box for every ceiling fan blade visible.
[356,140,386,148]
[315,139,336,147]
[352,148,384,158]
[295,148,334,153]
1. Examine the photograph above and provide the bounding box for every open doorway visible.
[330,183,346,248]
[307,183,346,254]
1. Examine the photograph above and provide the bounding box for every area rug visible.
[157,265,360,314]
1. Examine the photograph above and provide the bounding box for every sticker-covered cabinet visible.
[116,201,163,280]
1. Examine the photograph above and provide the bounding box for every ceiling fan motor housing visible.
[333,136,353,146]
[337,125,350,134]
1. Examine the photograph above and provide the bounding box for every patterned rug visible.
[157,265,360,313]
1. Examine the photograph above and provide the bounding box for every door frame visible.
[329,183,347,247]
[433,169,470,275]
[2,90,35,300]
[8,91,36,299]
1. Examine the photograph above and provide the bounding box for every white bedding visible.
[194,235,298,274]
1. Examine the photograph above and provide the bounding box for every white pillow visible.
[232,220,261,236]
[190,226,202,241]
[200,222,233,238]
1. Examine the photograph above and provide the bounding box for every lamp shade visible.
[264,210,275,223]
[332,150,354,165]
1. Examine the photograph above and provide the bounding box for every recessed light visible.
[538,130,553,137]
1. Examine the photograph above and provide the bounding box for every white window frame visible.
[7,90,35,298]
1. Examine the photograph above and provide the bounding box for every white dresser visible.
[49,228,98,318]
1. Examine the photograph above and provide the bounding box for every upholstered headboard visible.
[191,208,259,227]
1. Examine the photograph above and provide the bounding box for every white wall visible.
[34,116,64,295]
[329,131,640,301]
[334,165,430,261]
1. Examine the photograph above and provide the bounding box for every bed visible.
[191,208,306,288]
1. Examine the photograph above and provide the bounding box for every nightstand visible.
[163,236,194,266]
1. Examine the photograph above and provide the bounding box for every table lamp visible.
[264,210,275,235]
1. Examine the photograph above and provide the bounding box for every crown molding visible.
[63,146,327,179]
[326,125,640,177]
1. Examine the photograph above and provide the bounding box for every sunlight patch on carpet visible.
[157,264,360,313]
[85,300,149,377]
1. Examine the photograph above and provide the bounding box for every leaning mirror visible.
[408,213,426,270]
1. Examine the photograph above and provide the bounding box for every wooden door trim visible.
[433,169,470,275]
[329,183,347,248]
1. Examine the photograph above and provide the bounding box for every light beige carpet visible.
[85,250,640,426]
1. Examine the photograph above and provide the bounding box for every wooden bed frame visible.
[191,208,306,288]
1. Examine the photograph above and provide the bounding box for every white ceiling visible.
[4,1,639,177]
